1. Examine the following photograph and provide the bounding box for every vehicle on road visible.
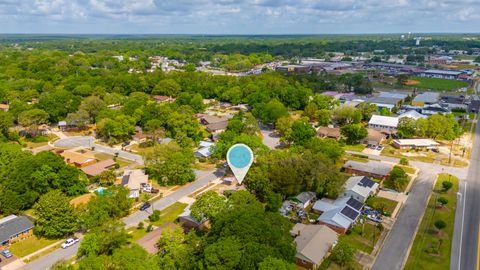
[140,202,151,211]
[61,238,79,249]
[1,249,12,258]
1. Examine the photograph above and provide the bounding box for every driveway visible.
[260,126,280,150]
[54,136,144,164]
[122,168,224,228]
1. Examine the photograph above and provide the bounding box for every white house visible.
[343,176,379,203]
[368,115,399,132]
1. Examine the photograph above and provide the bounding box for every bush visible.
[399,158,409,166]
[137,222,144,230]
[31,135,49,143]
[146,224,153,232]
[149,210,161,222]
[434,220,446,231]
[437,197,448,206]
[442,181,453,192]
[139,141,155,148]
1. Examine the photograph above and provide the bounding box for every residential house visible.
[343,160,392,180]
[0,215,34,250]
[195,141,215,158]
[368,115,399,134]
[317,127,341,140]
[398,110,428,120]
[343,176,379,203]
[275,65,311,73]
[80,159,116,177]
[206,121,229,134]
[290,224,339,269]
[200,115,228,126]
[412,92,440,107]
[295,192,317,209]
[362,128,385,147]
[0,103,9,112]
[316,197,363,234]
[178,204,209,231]
[392,139,440,150]
[121,169,149,199]
[60,150,97,168]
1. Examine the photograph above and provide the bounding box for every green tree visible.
[330,239,355,266]
[203,237,243,270]
[442,181,453,192]
[316,109,331,126]
[397,74,409,85]
[253,99,288,125]
[331,106,362,125]
[78,96,106,123]
[153,79,182,97]
[437,197,449,206]
[357,102,377,121]
[191,191,226,221]
[78,221,130,257]
[434,220,447,232]
[96,115,136,144]
[290,119,316,145]
[389,166,409,191]
[18,109,49,134]
[397,117,416,138]
[340,124,368,144]
[0,111,13,136]
[259,257,295,270]
[33,190,78,238]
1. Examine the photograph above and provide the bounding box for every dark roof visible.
[346,198,364,211]
[340,206,360,221]
[0,215,34,243]
[359,177,375,188]
[121,175,130,186]
[423,105,450,112]
[296,192,316,204]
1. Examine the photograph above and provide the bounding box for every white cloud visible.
[0,0,478,33]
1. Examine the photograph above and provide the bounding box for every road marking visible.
[477,224,480,270]
[458,181,467,270]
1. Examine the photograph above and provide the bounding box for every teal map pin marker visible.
[226,144,253,184]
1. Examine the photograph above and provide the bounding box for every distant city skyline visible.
[0,0,479,34]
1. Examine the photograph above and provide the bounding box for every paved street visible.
[122,168,224,228]
[21,242,80,270]
[452,111,480,270]
[348,150,468,270]
[54,136,144,164]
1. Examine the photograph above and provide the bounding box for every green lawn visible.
[404,174,459,270]
[127,227,149,242]
[343,144,366,152]
[365,196,398,216]
[9,236,59,258]
[147,202,188,226]
[383,175,411,192]
[409,76,468,91]
[343,223,383,254]
[396,165,417,174]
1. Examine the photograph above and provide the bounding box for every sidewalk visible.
[2,239,64,270]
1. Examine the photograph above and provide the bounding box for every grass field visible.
[343,223,383,254]
[343,144,366,152]
[409,76,468,91]
[404,174,458,270]
[147,202,188,226]
[365,196,398,215]
[9,236,59,258]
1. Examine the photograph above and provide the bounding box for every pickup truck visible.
[61,238,79,249]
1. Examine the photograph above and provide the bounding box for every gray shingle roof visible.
[343,160,392,177]
[0,215,34,243]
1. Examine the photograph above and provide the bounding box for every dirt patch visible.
[405,79,420,85]
[70,193,96,206]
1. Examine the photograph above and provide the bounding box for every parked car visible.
[143,185,152,192]
[140,202,151,211]
[1,249,12,258]
[121,141,130,147]
[61,238,79,249]
[376,145,384,151]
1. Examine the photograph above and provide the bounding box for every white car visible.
[61,238,79,249]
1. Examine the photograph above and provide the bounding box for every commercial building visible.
[418,69,466,80]
[392,139,440,150]
[412,92,440,107]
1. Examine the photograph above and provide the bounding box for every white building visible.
[368,115,399,132]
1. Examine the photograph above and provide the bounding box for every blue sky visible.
[0,0,479,34]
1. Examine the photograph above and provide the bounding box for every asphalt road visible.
[351,151,467,270]
[54,136,144,164]
[21,242,80,270]
[122,168,224,228]
[452,112,480,270]
[260,126,280,150]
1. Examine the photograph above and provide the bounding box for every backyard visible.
[343,222,383,254]
[404,174,458,270]
[365,196,398,216]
